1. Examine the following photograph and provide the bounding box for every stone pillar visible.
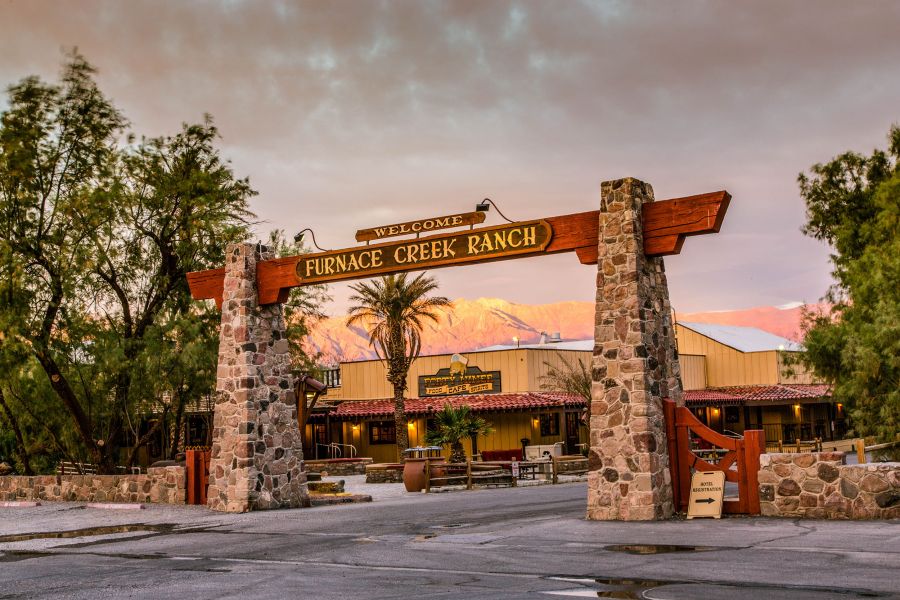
[207,243,308,512]
[587,178,683,521]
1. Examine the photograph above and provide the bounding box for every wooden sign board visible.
[185,190,730,307]
[355,211,486,242]
[686,470,725,519]
[418,366,501,397]
[296,220,552,285]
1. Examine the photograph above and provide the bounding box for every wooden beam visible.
[187,190,730,306]
[642,190,731,256]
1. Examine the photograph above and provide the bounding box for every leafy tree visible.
[266,229,330,373]
[0,53,256,472]
[346,273,451,457]
[425,403,492,463]
[797,125,900,443]
[539,355,591,424]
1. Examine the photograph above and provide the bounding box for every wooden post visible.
[778,439,783,453]
[424,459,431,493]
[663,399,680,510]
[466,460,472,490]
[551,456,558,485]
[675,415,694,512]
[743,430,765,515]
[511,463,517,488]
[856,438,866,464]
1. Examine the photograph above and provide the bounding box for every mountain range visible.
[304,298,824,364]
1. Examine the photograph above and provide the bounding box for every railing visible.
[319,368,341,389]
[315,442,357,459]
[57,462,142,475]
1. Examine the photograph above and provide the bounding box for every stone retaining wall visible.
[306,458,372,476]
[365,464,403,483]
[0,466,185,504]
[759,452,899,519]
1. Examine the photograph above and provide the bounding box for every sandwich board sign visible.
[686,471,725,519]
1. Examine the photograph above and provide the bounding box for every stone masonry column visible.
[207,243,308,512]
[587,178,683,521]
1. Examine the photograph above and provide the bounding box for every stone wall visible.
[759,453,900,519]
[365,464,404,483]
[587,178,681,521]
[207,243,308,512]
[306,458,373,476]
[0,466,185,504]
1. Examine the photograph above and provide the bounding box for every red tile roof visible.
[328,392,586,420]
[683,384,831,407]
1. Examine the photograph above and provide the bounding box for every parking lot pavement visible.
[1,483,898,600]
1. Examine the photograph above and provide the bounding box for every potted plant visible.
[425,403,493,464]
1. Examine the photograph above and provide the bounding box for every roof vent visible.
[550,332,561,342]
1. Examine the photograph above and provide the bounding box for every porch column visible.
[587,178,683,521]
[207,243,308,512]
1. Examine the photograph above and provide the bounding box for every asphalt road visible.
[1,483,898,599]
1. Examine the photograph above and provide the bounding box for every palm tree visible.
[540,355,592,424]
[425,403,493,463]
[346,273,451,457]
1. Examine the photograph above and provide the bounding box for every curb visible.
[85,503,146,510]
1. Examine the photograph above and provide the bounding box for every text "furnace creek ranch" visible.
[296,221,552,284]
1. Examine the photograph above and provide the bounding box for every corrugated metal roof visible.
[476,340,594,352]
[678,322,803,353]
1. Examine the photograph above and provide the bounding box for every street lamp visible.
[294,228,329,252]
[475,198,514,223]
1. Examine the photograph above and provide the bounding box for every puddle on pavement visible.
[429,523,471,529]
[0,523,176,543]
[543,576,889,599]
[0,551,47,563]
[544,577,671,599]
[603,544,717,555]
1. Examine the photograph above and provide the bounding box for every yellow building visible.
[306,343,591,462]
[306,322,834,462]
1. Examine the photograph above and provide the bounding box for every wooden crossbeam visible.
[187,190,730,307]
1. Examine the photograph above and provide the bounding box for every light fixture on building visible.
[408,421,415,429]
[352,423,360,432]
[475,198,514,223]
[294,228,329,252]
[513,336,520,348]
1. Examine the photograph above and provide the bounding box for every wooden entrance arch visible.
[187,190,729,305]
[187,178,731,517]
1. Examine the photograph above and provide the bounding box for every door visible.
[565,412,581,455]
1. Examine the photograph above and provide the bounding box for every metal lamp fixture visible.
[294,228,329,252]
[475,198,514,223]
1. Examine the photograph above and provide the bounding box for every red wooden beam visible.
[186,190,730,307]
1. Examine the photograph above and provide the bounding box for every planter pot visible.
[402,457,446,492]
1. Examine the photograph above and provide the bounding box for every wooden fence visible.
[423,457,589,492]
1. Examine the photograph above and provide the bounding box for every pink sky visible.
[3,1,899,315]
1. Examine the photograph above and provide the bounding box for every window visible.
[539,413,559,436]
[313,423,328,446]
[368,421,396,444]
[725,406,740,424]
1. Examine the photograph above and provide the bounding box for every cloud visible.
[2,0,898,314]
